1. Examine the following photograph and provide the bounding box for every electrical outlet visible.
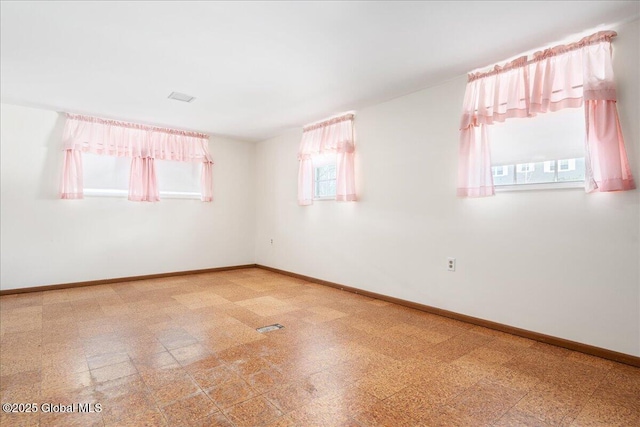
[270,239,273,245]
[447,257,456,272]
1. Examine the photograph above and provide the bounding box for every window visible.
[314,164,336,199]
[297,113,356,205]
[558,159,576,172]
[155,160,201,198]
[60,113,213,202]
[490,107,586,189]
[492,158,585,187]
[516,163,535,173]
[313,154,337,199]
[492,166,509,177]
[492,165,516,186]
[82,153,129,196]
[558,158,584,182]
[457,31,635,197]
[544,161,556,173]
[83,153,202,199]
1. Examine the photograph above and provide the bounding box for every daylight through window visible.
[489,106,586,189]
[83,154,203,199]
[310,152,338,200]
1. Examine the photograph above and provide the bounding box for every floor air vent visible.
[256,324,284,333]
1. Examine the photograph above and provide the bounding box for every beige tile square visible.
[205,378,257,408]
[161,391,219,425]
[237,296,300,317]
[224,396,283,427]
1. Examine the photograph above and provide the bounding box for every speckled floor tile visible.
[352,399,419,426]
[150,375,201,406]
[2,268,639,427]
[205,377,257,408]
[569,396,640,426]
[515,382,593,426]
[494,407,554,426]
[224,395,283,427]
[160,391,219,426]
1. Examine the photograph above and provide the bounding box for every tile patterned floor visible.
[1,268,639,426]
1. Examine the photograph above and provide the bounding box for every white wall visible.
[1,104,256,290]
[255,19,640,356]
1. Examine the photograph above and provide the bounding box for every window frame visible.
[83,188,201,199]
[312,155,337,201]
[488,105,587,193]
[82,153,203,200]
[492,158,586,192]
[495,181,584,192]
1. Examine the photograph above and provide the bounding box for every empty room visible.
[1,1,639,426]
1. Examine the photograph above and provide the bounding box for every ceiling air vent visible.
[168,92,195,103]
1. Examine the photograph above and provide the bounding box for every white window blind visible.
[490,107,586,188]
[83,154,202,198]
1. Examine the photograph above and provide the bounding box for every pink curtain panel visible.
[458,30,635,197]
[60,114,214,202]
[297,113,356,205]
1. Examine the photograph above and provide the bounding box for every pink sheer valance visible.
[530,31,617,114]
[298,113,356,205]
[60,114,214,202]
[63,114,213,163]
[461,56,530,128]
[463,31,618,124]
[457,30,635,197]
[298,114,355,160]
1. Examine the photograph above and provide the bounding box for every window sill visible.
[83,189,201,199]
[313,197,336,201]
[495,181,584,192]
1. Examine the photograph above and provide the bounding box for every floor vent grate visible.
[256,324,284,333]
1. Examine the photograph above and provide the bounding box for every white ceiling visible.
[1,1,638,141]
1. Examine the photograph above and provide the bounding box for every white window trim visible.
[84,188,201,200]
[493,157,585,189]
[495,181,584,192]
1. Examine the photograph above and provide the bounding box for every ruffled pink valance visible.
[461,31,618,127]
[60,114,214,202]
[298,113,356,205]
[298,114,355,161]
[462,56,531,129]
[63,114,213,163]
[457,30,635,197]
